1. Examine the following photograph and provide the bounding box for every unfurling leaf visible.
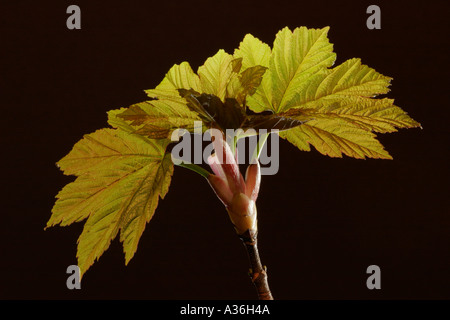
[178,89,245,130]
[48,129,173,276]
[177,88,305,133]
[227,65,268,106]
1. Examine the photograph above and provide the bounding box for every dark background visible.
[1,0,449,300]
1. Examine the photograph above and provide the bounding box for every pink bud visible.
[209,131,245,195]
[207,154,226,180]
[245,161,261,202]
[207,174,233,206]
[227,193,257,235]
[206,130,260,235]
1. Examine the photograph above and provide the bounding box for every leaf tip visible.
[124,253,134,266]
[43,219,54,230]
[381,151,393,160]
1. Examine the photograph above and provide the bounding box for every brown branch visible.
[239,229,273,300]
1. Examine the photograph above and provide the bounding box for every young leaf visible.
[145,61,202,99]
[47,129,173,276]
[285,58,393,110]
[107,107,136,133]
[280,119,392,159]
[235,27,419,159]
[143,51,263,133]
[235,27,335,113]
[234,33,273,112]
[277,58,420,158]
[197,49,235,101]
[270,26,336,113]
[234,65,268,105]
[178,89,245,130]
[110,98,202,139]
[281,97,419,134]
[177,89,304,133]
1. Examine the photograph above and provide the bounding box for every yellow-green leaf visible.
[226,65,268,105]
[110,98,202,139]
[197,49,235,101]
[280,118,392,159]
[274,56,419,159]
[270,26,336,112]
[47,129,173,276]
[284,97,420,134]
[234,33,273,112]
[292,58,393,108]
[145,61,201,99]
[275,57,420,158]
[239,66,268,99]
[107,107,135,133]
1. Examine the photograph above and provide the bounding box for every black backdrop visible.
[1,0,449,300]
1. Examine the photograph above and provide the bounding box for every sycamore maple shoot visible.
[47,26,420,299]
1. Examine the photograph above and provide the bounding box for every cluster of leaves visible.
[48,26,420,277]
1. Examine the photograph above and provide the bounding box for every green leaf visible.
[234,27,419,159]
[110,98,202,139]
[235,65,268,105]
[280,119,392,159]
[145,61,202,99]
[282,96,420,134]
[142,49,270,134]
[278,58,420,158]
[142,52,263,133]
[289,58,393,109]
[107,107,136,133]
[47,129,173,276]
[270,26,336,113]
[234,33,273,112]
[197,49,235,101]
[235,27,336,113]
